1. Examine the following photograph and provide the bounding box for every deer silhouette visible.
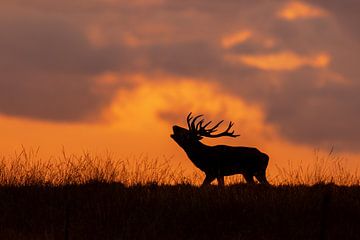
[171,113,269,186]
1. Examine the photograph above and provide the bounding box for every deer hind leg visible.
[243,173,255,184]
[202,175,215,186]
[255,171,270,185]
[217,176,224,187]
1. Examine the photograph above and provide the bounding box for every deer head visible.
[170,112,240,148]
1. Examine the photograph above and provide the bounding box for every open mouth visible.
[170,126,176,138]
[171,126,179,138]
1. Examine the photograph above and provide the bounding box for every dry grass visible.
[273,149,359,186]
[0,147,358,186]
[0,147,191,186]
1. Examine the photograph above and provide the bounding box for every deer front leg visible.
[243,173,255,184]
[202,175,215,186]
[255,171,270,185]
[217,176,224,187]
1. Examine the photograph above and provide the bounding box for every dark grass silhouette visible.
[171,113,269,186]
[1,183,360,240]
[0,148,360,239]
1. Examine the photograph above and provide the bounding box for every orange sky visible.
[1,0,360,178]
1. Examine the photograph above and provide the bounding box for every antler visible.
[186,112,240,138]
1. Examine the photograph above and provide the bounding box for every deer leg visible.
[202,175,215,186]
[217,176,225,187]
[243,173,255,184]
[255,171,270,185]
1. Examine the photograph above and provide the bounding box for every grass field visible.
[0,148,359,239]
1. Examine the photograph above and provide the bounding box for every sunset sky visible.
[1,0,360,174]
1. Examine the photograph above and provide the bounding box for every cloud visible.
[105,75,272,144]
[221,30,252,49]
[225,51,330,71]
[277,1,327,21]
[264,68,360,150]
[0,6,134,122]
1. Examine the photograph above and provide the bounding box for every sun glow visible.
[105,75,268,136]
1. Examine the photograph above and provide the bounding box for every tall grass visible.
[0,147,188,186]
[0,147,358,186]
[273,149,360,185]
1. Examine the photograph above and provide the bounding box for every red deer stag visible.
[170,113,269,186]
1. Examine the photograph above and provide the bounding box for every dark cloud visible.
[1,1,360,151]
[0,17,116,74]
[141,41,224,77]
[0,72,107,121]
[0,8,134,121]
[307,0,360,41]
[263,68,360,150]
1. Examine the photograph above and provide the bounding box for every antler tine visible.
[225,122,236,133]
[207,120,224,133]
[220,121,240,137]
[200,119,240,138]
[187,112,193,120]
[195,119,204,131]
[190,114,203,132]
[202,120,212,128]
[187,112,193,130]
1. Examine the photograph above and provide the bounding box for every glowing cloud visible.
[107,76,262,124]
[226,51,330,71]
[278,1,327,20]
[103,74,274,145]
[221,30,252,49]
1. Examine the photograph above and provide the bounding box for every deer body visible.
[171,114,269,186]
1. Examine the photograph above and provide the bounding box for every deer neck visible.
[183,140,208,168]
